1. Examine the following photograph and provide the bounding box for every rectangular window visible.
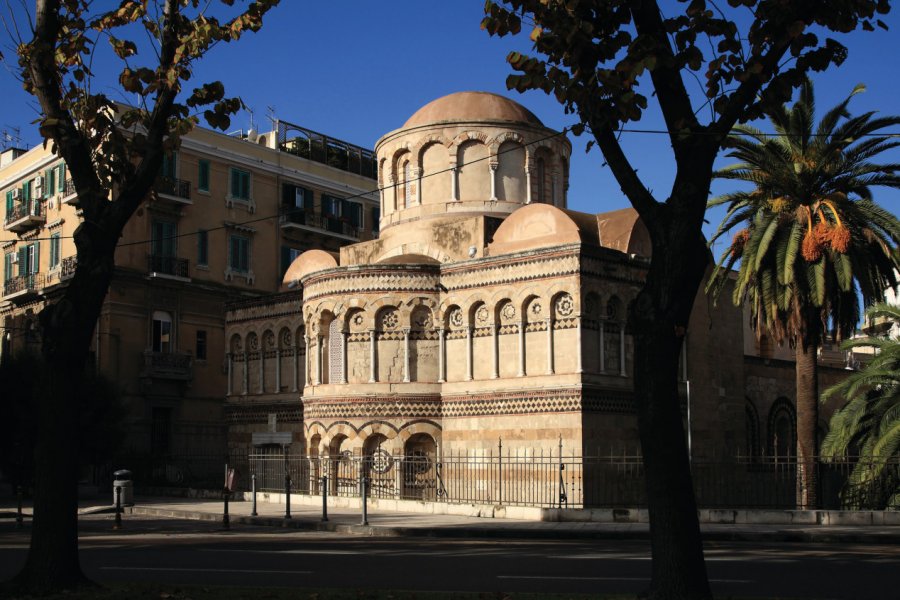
[198,159,210,192]
[281,245,303,275]
[56,163,66,193]
[372,206,380,234]
[228,235,250,273]
[161,152,177,180]
[49,233,61,269]
[197,229,208,266]
[151,220,177,257]
[5,190,12,218]
[3,253,13,282]
[342,199,362,228]
[321,194,340,218]
[151,311,173,353]
[229,168,250,201]
[44,168,55,199]
[195,330,207,361]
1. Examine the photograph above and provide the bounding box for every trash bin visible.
[113,469,133,507]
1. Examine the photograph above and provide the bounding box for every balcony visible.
[4,202,45,233]
[61,178,79,206]
[3,272,44,302]
[154,177,191,205]
[60,255,77,280]
[277,120,377,179]
[147,254,190,281]
[279,207,360,240]
[141,350,193,381]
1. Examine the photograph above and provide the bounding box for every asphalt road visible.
[1,515,898,599]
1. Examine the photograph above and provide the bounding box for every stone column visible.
[242,352,249,395]
[414,167,423,205]
[226,352,232,395]
[403,327,411,383]
[546,318,554,375]
[619,325,626,377]
[369,329,377,383]
[314,336,322,385]
[292,346,299,392]
[437,327,446,383]
[492,323,499,379]
[465,326,473,381]
[489,162,498,201]
[275,349,282,392]
[340,331,348,384]
[304,335,311,386]
[258,349,265,394]
[518,320,526,377]
[450,167,458,201]
[599,321,606,374]
[576,316,583,374]
[524,165,532,204]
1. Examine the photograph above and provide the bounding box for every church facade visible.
[223,92,854,504]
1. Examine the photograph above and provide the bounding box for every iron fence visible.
[94,450,900,510]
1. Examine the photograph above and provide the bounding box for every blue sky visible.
[2,1,898,249]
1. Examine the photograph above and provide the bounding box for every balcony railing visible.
[61,178,79,205]
[155,177,191,203]
[3,272,44,299]
[141,350,193,381]
[277,120,377,179]
[4,201,45,232]
[147,254,190,279]
[279,207,360,239]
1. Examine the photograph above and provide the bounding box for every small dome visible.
[403,91,544,129]
[281,249,338,289]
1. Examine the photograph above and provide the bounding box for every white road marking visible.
[203,548,359,555]
[498,575,753,584]
[100,567,312,575]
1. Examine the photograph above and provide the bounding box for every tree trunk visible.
[13,231,115,591]
[631,205,712,600]
[795,342,819,509]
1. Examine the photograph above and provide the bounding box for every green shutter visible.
[57,164,66,192]
[32,242,39,274]
[17,247,26,277]
[5,191,12,217]
[198,160,210,192]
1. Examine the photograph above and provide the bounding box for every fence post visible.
[223,489,230,530]
[113,485,122,530]
[360,460,369,526]
[498,437,503,506]
[321,474,328,521]
[558,436,567,509]
[15,485,23,529]
[284,449,292,519]
[250,473,258,517]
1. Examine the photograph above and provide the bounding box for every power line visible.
[2,126,571,250]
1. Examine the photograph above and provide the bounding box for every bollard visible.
[321,475,328,522]
[223,489,230,530]
[284,473,292,519]
[250,474,258,517]
[113,485,122,530]
[15,486,23,529]
[360,475,369,526]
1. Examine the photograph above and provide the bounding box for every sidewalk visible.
[126,496,900,544]
[4,495,899,544]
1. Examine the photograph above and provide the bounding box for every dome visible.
[281,249,338,289]
[402,91,544,129]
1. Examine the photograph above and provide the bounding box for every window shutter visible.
[57,164,66,192]
[17,247,26,277]
[230,169,239,198]
[5,191,12,216]
[32,243,39,274]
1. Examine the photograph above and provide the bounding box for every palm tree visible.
[707,79,900,508]
[821,303,900,509]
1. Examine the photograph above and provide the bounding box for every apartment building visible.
[0,119,379,458]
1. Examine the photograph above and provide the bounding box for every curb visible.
[129,506,900,545]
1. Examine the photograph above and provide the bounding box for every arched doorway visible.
[363,433,394,498]
[328,434,352,496]
[403,433,437,500]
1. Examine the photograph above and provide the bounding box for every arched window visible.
[328,317,342,384]
[404,161,412,208]
[536,157,546,203]
[768,398,796,459]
